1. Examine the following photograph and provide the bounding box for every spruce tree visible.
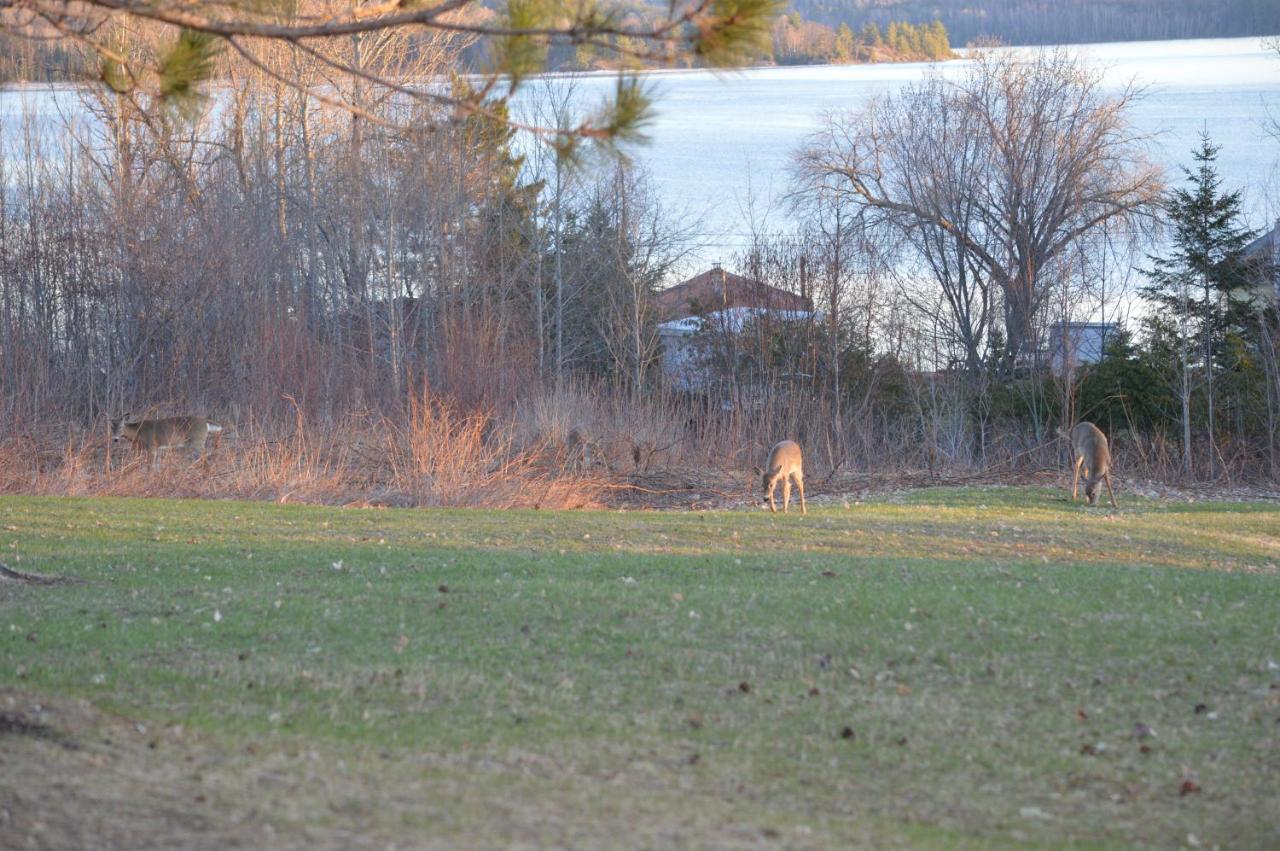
[1143,133,1256,478]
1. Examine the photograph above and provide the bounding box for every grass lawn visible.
[2,488,1278,849]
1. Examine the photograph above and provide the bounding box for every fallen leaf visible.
[1179,779,1201,796]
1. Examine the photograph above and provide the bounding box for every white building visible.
[658,306,816,391]
[1047,321,1118,376]
[655,267,815,392]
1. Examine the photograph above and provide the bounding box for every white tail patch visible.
[206,423,223,433]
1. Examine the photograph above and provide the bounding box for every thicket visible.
[789,0,1280,46]
[0,30,697,505]
[770,17,951,66]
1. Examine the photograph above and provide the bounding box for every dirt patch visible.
[0,708,74,747]
[601,470,749,510]
[600,468,1031,510]
[0,688,273,851]
[600,468,1280,510]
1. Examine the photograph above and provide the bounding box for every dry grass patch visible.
[0,396,603,510]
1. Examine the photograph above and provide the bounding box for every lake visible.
[558,36,1280,261]
[4,36,1278,265]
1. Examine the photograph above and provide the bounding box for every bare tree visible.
[793,49,1163,375]
[591,163,696,389]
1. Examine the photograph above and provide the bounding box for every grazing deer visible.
[112,416,223,467]
[760,440,806,514]
[1059,421,1117,508]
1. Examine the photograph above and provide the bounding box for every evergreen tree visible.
[906,22,924,54]
[924,21,951,58]
[886,21,904,53]
[835,23,855,62]
[1077,329,1174,438]
[1143,133,1257,477]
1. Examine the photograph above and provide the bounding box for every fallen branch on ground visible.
[0,563,74,585]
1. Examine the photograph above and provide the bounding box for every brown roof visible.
[655,267,812,322]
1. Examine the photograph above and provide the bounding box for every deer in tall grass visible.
[112,416,223,468]
[1059,422,1117,508]
[760,440,806,514]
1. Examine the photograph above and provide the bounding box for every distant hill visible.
[786,0,1280,46]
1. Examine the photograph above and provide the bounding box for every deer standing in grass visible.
[112,416,223,468]
[1060,422,1117,508]
[761,440,806,514]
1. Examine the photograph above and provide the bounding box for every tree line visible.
[770,17,951,66]
[0,10,950,83]
[789,0,1280,47]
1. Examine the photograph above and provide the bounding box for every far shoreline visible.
[4,33,1275,92]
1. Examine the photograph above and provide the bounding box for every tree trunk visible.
[1203,273,1216,480]
[1180,278,1193,478]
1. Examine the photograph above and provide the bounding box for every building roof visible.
[1050,321,1116,331]
[655,267,812,322]
[1244,220,1280,261]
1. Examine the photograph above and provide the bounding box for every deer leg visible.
[767,477,777,513]
[1072,456,1083,501]
[782,478,791,514]
[795,473,806,515]
[1105,472,1118,509]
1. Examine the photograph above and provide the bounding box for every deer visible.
[1059,421,1117,509]
[759,440,806,514]
[112,415,223,468]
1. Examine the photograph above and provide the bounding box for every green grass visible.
[2,488,1278,848]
